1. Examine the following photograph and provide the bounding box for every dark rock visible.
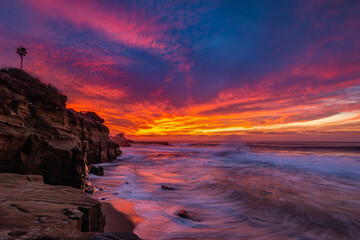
[90,166,104,176]
[178,209,195,221]
[125,181,130,184]
[161,185,175,190]
[91,232,142,240]
[9,230,27,237]
[85,183,98,194]
[99,187,112,191]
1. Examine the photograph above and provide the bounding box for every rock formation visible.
[110,133,134,147]
[89,166,105,176]
[111,133,171,147]
[161,185,175,190]
[0,68,121,188]
[0,173,105,239]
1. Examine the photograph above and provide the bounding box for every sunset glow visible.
[0,0,359,141]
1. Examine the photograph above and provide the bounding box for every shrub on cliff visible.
[0,68,67,109]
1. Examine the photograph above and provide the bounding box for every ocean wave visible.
[92,142,360,239]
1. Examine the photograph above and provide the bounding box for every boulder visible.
[178,209,196,221]
[90,166,105,176]
[85,182,98,194]
[161,185,175,190]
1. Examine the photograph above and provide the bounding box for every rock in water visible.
[0,173,106,239]
[161,185,175,190]
[90,166,105,176]
[85,182,98,194]
[178,209,196,221]
[99,187,112,191]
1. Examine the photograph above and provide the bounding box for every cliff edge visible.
[0,68,120,188]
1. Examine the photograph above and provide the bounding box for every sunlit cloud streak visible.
[0,0,359,140]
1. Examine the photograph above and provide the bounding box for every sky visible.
[0,0,359,141]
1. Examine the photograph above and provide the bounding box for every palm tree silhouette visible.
[16,46,27,70]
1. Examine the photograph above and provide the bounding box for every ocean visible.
[90,141,360,240]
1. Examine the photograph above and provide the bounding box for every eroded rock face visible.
[0,69,121,188]
[0,173,105,240]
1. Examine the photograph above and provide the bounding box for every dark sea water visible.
[91,142,360,240]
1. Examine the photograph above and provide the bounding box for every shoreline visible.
[88,175,144,234]
[92,195,144,234]
[101,202,135,232]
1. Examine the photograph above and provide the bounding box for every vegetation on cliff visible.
[16,46,27,70]
[0,68,67,110]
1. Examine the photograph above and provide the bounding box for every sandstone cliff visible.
[0,68,120,188]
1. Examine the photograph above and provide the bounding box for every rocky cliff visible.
[0,68,120,188]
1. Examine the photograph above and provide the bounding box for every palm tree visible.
[16,46,27,70]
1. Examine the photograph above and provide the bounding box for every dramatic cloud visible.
[0,0,359,140]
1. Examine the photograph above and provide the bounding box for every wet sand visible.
[88,176,144,233]
[101,202,135,232]
[93,196,143,233]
